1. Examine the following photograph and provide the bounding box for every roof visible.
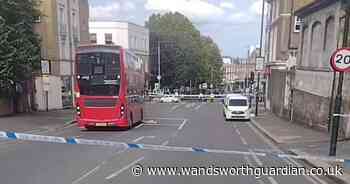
[295,0,338,17]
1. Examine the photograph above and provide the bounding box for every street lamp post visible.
[157,41,161,90]
[156,41,175,92]
[256,0,266,117]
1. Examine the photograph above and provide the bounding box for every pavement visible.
[0,109,75,133]
[251,111,350,184]
[0,102,339,184]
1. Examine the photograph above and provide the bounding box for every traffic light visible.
[250,72,255,82]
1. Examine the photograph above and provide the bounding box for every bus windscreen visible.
[77,52,120,96]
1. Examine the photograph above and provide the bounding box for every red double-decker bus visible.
[75,45,145,130]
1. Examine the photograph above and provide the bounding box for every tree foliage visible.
[146,12,223,90]
[0,0,41,96]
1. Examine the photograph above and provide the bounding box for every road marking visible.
[72,165,101,184]
[194,105,201,111]
[240,136,248,145]
[105,156,145,180]
[235,129,241,135]
[267,177,278,184]
[143,120,158,124]
[170,104,180,111]
[161,140,169,146]
[132,136,145,143]
[145,117,185,121]
[143,123,180,127]
[185,103,192,108]
[134,123,144,129]
[132,136,156,143]
[178,119,188,130]
[249,149,263,166]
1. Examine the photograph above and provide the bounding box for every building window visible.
[310,22,322,68]
[34,15,41,23]
[294,16,302,33]
[300,26,309,67]
[105,33,113,44]
[90,33,97,44]
[324,16,335,68]
[59,5,66,37]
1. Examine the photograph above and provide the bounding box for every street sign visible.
[154,83,159,90]
[255,57,264,71]
[330,48,350,72]
[41,60,51,74]
[202,83,208,89]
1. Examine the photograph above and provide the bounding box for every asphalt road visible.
[0,102,337,184]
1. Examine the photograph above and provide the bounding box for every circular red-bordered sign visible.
[330,48,350,72]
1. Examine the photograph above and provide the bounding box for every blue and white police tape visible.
[1,131,350,166]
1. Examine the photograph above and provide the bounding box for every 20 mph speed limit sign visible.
[330,48,350,72]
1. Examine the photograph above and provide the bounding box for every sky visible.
[88,0,264,58]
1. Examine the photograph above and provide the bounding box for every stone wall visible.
[292,89,329,130]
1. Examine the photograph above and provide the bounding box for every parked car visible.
[160,95,180,103]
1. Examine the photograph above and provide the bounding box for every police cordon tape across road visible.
[1,131,350,167]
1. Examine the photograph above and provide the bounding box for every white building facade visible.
[89,21,150,89]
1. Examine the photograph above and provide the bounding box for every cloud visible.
[145,0,225,23]
[122,2,136,11]
[250,0,265,15]
[219,2,235,9]
[90,3,120,19]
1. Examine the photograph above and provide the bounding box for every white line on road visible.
[132,136,145,143]
[241,136,248,145]
[194,105,201,111]
[185,103,192,108]
[235,129,241,135]
[249,149,263,166]
[178,119,188,130]
[171,104,180,111]
[105,156,145,180]
[72,165,101,184]
[132,136,156,143]
[267,177,279,184]
[143,123,180,127]
[161,140,169,146]
[134,123,144,129]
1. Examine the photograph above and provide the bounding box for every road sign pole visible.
[157,41,161,90]
[255,72,260,116]
[328,72,337,132]
[329,10,350,156]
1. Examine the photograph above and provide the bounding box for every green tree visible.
[0,0,41,110]
[146,12,222,91]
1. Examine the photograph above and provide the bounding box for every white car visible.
[223,94,250,121]
[160,95,180,103]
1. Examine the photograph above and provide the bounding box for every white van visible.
[223,94,250,121]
